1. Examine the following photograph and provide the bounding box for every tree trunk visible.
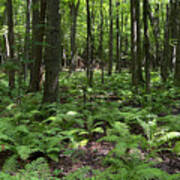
[143,0,150,93]
[108,0,113,76]
[130,0,141,88]
[99,0,104,84]
[69,0,80,72]
[29,0,46,92]
[116,0,120,72]
[89,0,95,87]
[7,0,15,91]
[43,0,61,103]
[147,3,160,69]
[170,0,177,71]
[86,0,91,81]
[161,5,170,82]
[174,1,180,86]
[24,0,31,81]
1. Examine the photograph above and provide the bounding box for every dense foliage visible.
[0,71,180,179]
[0,0,180,179]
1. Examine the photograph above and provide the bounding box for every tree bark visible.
[24,0,31,81]
[43,0,61,103]
[29,0,46,92]
[7,0,15,90]
[143,0,150,93]
[161,5,170,82]
[86,0,91,81]
[174,1,180,86]
[89,0,95,87]
[116,0,121,72]
[69,0,80,72]
[170,0,177,71]
[147,3,160,69]
[99,0,104,84]
[130,0,142,88]
[108,0,113,76]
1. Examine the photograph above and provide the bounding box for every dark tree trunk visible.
[43,0,61,103]
[89,0,95,87]
[29,0,40,90]
[116,0,121,72]
[130,0,142,88]
[86,0,91,82]
[174,1,180,86]
[154,4,160,69]
[147,3,160,69]
[29,0,46,92]
[143,0,150,93]
[24,0,31,81]
[119,2,124,69]
[108,0,113,76]
[124,13,129,55]
[7,0,15,90]
[161,5,170,82]
[136,0,143,83]
[69,0,80,72]
[170,0,177,71]
[99,0,104,84]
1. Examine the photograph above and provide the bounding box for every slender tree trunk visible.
[99,0,104,84]
[161,5,170,82]
[43,0,61,103]
[30,0,46,92]
[170,0,176,71]
[154,4,160,69]
[124,13,129,55]
[89,0,95,87]
[24,0,31,81]
[116,0,120,72]
[130,0,141,88]
[7,0,15,90]
[86,0,91,81]
[174,1,180,86]
[143,0,150,93]
[119,2,124,69]
[29,0,39,90]
[69,0,80,72]
[108,0,113,76]
[147,3,160,69]
[137,0,143,83]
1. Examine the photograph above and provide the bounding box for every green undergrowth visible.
[0,71,180,179]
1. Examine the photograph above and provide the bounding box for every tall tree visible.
[116,0,120,72]
[43,0,61,103]
[108,0,113,76]
[89,0,95,87]
[29,0,46,92]
[174,1,180,86]
[147,3,160,69]
[24,0,31,81]
[86,0,91,82]
[130,0,142,88]
[161,5,170,82]
[7,0,15,90]
[69,0,80,72]
[143,0,150,93]
[99,0,104,84]
[169,0,177,71]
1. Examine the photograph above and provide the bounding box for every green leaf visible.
[48,153,59,162]
[173,141,180,155]
[16,145,32,160]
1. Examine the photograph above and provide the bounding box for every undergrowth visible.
[0,71,179,179]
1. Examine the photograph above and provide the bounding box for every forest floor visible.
[50,97,180,178]
[50,141,180,178]
[0,71,180,179]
